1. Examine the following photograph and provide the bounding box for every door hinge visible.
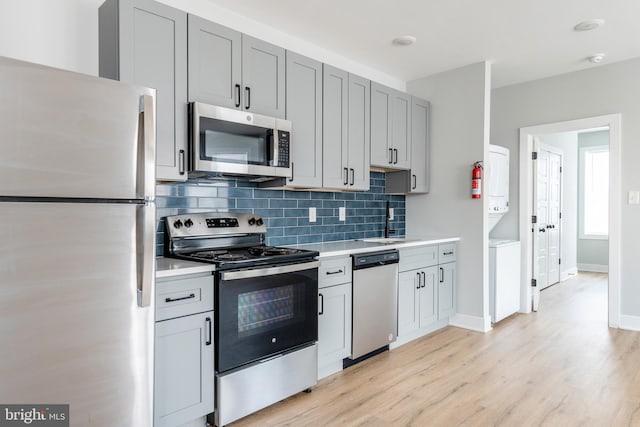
[560,166,563,173]
[532,151,538,160]
[531,278,537,287]
[559,258,561,265]
[559,212,562,219]
[532,215,537,224]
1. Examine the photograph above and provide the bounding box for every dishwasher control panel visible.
[352,250,399,269]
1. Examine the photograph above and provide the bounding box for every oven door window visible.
[199,116,272,166]
[216,267,318,373]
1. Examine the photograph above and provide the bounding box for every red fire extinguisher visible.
[471,161,483,199]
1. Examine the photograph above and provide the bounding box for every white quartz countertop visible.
[156,257,216,278]
[287,235,460,258]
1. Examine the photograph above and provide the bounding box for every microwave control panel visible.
[276,130,290,167]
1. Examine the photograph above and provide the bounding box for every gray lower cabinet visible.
[386,96,430,194]
[155,272,214,427]
[99,0,188,181]
[317,256,352,379]
[398,266,437,336]
[322,65,370,191]
[370,82,411,170]
[285,52,323,188]
[397,244,456,342]
[438,262,456,320]
[187,15,285,118]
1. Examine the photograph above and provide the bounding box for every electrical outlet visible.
[628,191,640,205]
[309,207,317,223]
[389,208,394,220]
[339,206,346,221]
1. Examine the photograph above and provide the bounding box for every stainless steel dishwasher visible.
[349,249,399,361]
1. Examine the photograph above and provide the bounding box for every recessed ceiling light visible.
[588,53,606,63]
[574,19,605,32]
[392,35,417,46]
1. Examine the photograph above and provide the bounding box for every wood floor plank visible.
[229,273,640,426]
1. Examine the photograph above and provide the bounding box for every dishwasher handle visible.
[352,250,399,270]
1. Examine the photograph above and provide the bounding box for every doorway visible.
[518,114,621,327]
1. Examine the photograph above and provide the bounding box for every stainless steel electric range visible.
[164,212,319,427]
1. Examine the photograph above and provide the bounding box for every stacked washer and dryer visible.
[487,145,521,323]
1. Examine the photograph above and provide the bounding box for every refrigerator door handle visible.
[137,203,155,307]
[138,94,156,200]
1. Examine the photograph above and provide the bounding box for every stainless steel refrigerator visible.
[0,56,156,426]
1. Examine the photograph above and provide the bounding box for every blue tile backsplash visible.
[156,172,405,255]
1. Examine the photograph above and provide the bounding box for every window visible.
[579,145,609,238]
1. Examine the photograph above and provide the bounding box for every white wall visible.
[538,132,578,279]
[0,0,405,90]
[406,61,491,330]
[491,57,640,318]
[0,0,102,75]
[577,130,609,269]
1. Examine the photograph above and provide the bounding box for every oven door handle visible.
[221,260,320,281]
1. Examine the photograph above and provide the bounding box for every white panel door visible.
[547,151,562,286]
[535,148,550,296]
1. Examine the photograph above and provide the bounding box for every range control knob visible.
[184,219,194,228]
[173,220,183,229]
[248,217,256,226]
[256,218,264,226]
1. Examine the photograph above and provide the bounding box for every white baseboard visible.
[619,315,640,331]
[577,263,608,273]
[449,313,492,332]
[560,267,578,281]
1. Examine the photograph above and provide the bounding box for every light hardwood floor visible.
[231,273,640,426]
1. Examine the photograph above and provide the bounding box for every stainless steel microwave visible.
[190,102,291,180]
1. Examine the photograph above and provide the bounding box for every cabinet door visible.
[286,52,322,188]
[318,283,352,364]
[419,266,438,327]
[370,82,393,167]
[347,74,370,191]
[241,35,286,118]
[155,311,214,427]
[322,65,349,189]
[116,0,188,181]
[392,91,411,170]
[410,97,430,193]
[438,262,456,320]
[398,270,420,336]
[187,15,241,109]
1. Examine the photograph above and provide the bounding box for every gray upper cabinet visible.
[347,74,371,191]
[99,0,188,181]
[285,52,323,188]
[187,16,285,118]
[322,65,370,191]
[322,65,349,189]
[187,15,241,109]
[410,97,430,193]
[370,82,410,170]
[386,96,430,194]
[242,35,286,118]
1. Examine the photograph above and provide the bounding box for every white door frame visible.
[519,114,621,328]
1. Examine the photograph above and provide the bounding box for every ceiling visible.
[205,0,640,88]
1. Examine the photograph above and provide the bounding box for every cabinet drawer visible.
[156,273,214,321]
[399,245,438,272]
[319,257,352,288]
[438,243,457,264]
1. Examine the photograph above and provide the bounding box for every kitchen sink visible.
[360,238,406,244]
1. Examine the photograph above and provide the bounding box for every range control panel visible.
[165,212,267,239]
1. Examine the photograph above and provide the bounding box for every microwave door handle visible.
[289,162,294,182]
[138,94,156,200]
[221,261,320,281]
